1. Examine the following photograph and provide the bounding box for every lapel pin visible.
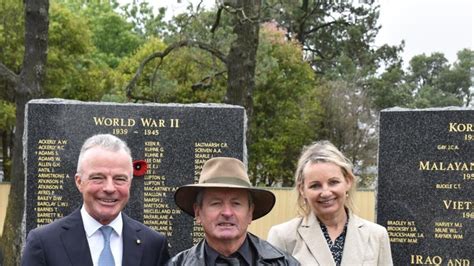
[136,239,141,245]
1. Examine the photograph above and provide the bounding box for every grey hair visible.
[76,134,132,175]
[294,140,357,217]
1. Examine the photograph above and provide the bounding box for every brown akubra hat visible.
[174,157,276,220]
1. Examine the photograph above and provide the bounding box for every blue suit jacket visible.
[21,208,170,266]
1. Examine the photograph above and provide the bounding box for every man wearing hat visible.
[168,157,299,265]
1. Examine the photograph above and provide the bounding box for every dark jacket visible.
[166,233,299,266]
[21,208,170,266]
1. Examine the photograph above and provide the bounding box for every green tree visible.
[367,49,473,110]
[407,53,449,89]
[0,0,24,183]
[86,4,144,68]
[119,0,167,38]
[262,0,388,75]
[109,36,227,103]
[0,0,49,264]
[126,0,262,133]
[366,63,412,110]
[404,51,472,108]
[0,0,24,76]
[46,2,112,100]
[57,0,145,68]
[249,22,322,186]
[436,49,474,106]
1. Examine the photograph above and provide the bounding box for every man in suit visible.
[167,157,299,265]
[21,134,170,266]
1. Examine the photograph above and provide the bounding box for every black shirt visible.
[204,236,254,266]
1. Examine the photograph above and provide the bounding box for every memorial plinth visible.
[24,99,246,255]
[378,108,473,265]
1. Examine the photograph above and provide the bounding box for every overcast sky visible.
[124,0,473,66]
[376,0,473,65]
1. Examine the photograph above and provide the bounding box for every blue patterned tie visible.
[98,226,115,266]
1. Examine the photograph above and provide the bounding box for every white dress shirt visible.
[81,206,123,266]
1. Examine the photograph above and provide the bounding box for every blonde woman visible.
[268,141,392,266]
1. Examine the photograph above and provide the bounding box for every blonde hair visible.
[294,140,357,217]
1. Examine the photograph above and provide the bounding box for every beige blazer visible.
[267,212,393,266]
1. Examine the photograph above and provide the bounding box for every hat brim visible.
[174,183,276,220]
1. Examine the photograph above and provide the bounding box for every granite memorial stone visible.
[378,107,473,265]
[24,99,246,255]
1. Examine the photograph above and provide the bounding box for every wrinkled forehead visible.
[202,187,251,200]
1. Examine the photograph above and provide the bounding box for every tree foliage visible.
[85,4,144,67]
[107,37,226,103]
[369,50,474,109]
[0,0,24,76]
[46,2,111,100]
[0,0,24,184]
[250,22,322,187]
[262,0,385,75]
[119,0,167,38]
[0,0,49,264]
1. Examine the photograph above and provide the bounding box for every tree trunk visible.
[225,0,260,167]
[1,130,12,181]
[0,0,49,265]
